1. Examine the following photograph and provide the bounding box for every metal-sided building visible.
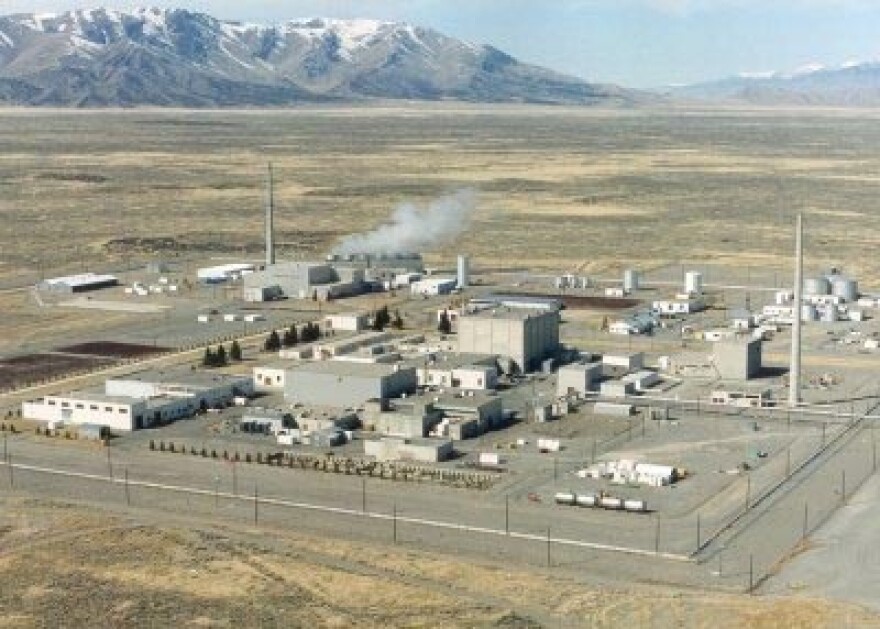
[410,277,458,296]
[457,307,560,374]
[283,361,417,407]
[38,273,119,294]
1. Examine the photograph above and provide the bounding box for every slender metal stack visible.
[265,162,276,267]
[789,213,803,407]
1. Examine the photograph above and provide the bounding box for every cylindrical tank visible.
[831,278,858,302]
[576,494,597,508]
[457,255,470,289]
[819,306,837,323]
[554,491,577,506]
[599,496,623,510]
[685,271,703,295]
[801,303,818,322]
[804,277,830,295]
[624,269,640,293]
[623,499,648,513]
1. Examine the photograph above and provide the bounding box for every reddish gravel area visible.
[57,342,170,359]
[0,353,114,390]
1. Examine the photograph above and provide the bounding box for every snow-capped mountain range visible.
[0,7,641,107]
[672,60,880,106]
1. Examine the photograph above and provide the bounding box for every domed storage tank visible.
[831,278,859,303]
[804,277,831,295]
[820,306,838,323]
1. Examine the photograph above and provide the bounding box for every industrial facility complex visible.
[6,160,880,615]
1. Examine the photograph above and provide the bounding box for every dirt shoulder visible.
[0,495,877,628]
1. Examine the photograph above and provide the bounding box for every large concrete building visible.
[457,308,559,374]
[283,361,417,408]
[243,261,367,302]
[712,338,763,380]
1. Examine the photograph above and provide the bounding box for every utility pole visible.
[253,484,259,525]
[749,554,754,593]
[362,477,367,513]
[546,527,551,568]
[124,468,130,506]
[654,516,660,553]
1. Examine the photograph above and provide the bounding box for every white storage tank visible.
[457,255,470,289]
[554,491,577,506]
[804,277,831,295]
[623,499,648,513]
[685,271,703,295]
[820,307,838,323]
[624,269,640,293]
[599,496,624,510]
[831,278,858,303]
[576,494,598,508]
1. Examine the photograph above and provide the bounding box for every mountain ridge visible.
[0,7,645,107]
[670,60,880,106]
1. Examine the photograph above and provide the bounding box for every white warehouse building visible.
[22,372,253,431]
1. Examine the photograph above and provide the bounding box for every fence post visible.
[749,554,754,593]
[802,502,808,539]
[546,527,552,568]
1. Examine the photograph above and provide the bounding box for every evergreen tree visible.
[392,310,404,330]
[438,310,453,335]
[372,306,391,331]
[282,329,294,347]
[288,324,298,346]
[230,340,242,362]
[264,330,281,352]
[216,344,228,366]
[202,347,214,367]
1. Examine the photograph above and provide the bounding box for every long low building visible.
[38,273,119,294]
[364,437,453,463]
[23,372,255,431]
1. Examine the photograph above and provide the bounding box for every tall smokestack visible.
[265,162,275,267]
[789,213,803,407]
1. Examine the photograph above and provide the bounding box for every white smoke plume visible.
[334,188,477,255]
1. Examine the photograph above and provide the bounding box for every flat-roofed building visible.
[457,307,559,374]
[38,273,119,294]
[284,361,417,407]
[557,362,602,397]
[408,352,499,390]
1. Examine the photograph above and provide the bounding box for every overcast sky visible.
[2,1,878,87]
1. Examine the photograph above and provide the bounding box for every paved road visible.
[763,473,880,611]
